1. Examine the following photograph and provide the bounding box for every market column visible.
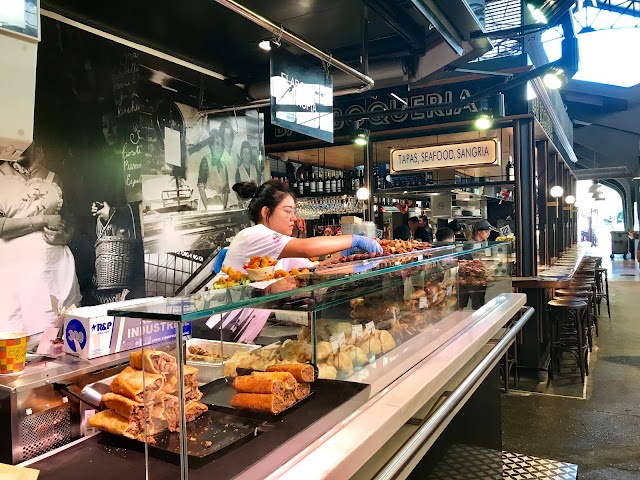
[536,140,549,265]
[513,118,536,276]
[546,153,558,262]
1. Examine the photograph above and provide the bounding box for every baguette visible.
[251,371,296,390]
[230,393,285,414]
[233,375,285,395]
[266,363,314,383]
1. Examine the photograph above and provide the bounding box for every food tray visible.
[200,376,315,421]
[100,409,265,468]
[186,339,259,384]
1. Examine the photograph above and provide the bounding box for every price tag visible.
[419,297,428,309]
[352,324,363,340]
[446,285,453,297]
[417,254,424,261]
[330,332,346,352]
[500,225,512,236]
[365,321,375,334]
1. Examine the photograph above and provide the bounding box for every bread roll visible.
[359,337,383,357]
[378,330,397,353]
[318,364,337,380]
[266,363,314,383]
[230,393,285,414]
[233,375,285,394]
[316,341,332,361]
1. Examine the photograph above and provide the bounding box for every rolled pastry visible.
[266,363,314,383]
[110,366,164,403]
[233,375,285,395]
[318,364,337,380]
[230,393,285,414]
[294,382,311,400]
[282,390,296,408]
[130,350,177,375]
[251,371,296,390]
[88,410,141,440]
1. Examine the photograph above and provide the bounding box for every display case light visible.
[550,185,564,198]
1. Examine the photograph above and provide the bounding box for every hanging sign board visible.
[390,138,499,173]
[270,48,333,143]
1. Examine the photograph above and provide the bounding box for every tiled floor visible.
[503,246,640,479]
[425,444,578,479]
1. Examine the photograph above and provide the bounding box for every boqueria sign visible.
[390,138,499,173]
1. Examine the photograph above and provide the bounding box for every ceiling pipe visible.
[200,0,374,115]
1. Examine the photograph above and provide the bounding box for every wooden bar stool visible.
[595,267,611,318]
[548,299,590,383]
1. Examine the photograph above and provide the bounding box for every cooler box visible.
[63,297,191,359]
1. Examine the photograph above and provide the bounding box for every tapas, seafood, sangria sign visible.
[390,138,499,173]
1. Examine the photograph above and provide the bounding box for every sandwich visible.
[130,350,178,376]
[110,366,164,403]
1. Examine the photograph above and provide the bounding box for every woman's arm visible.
[280,234,382,259]
[0,215,59,239]
[198,185,209,210]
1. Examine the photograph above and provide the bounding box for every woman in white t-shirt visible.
[208,179,382,343]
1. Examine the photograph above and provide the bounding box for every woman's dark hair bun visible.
[233,181,257,199]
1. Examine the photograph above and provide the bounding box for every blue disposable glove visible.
[212,247,228,274]
[342,235,383,256]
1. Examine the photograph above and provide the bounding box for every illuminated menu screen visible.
[270,48,333,143]
[0,0,39,41]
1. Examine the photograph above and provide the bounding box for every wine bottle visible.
[324,174,331,194]
[292,178,298,193]
[330,175,337,193]
[298,176,304,196]
[506,157,515,181]
[303,171,310,196]
[337,173,343,193]
[318,173,324,193]
[310,171,316,194]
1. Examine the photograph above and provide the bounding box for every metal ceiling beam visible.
[591,0,640,19]
[362,0,426,51]
[407,0,465,55]
[573,166,633,179]
[213,0,374,93]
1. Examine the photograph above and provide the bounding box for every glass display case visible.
[42,242,513,480]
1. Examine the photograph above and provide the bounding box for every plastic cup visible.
[0,331,29,375]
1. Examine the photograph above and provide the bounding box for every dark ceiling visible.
[40,0,489,109]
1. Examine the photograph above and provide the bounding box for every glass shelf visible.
[108,242,509,322]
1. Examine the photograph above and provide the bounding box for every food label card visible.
[365,321,375,334]
[352,324,363,340]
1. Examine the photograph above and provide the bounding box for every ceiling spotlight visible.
[588,181,601,194]
[258,40,272,51]
[353,121,370,146]
[527,1,548,24]
[543,73,563,90]
[593,191,605,201]
[474,111,493,130]
[550,185,564,198]
[565,195,576,205]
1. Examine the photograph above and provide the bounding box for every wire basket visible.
[95,205,137,291]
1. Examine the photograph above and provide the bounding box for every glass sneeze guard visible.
[107,242,512,322]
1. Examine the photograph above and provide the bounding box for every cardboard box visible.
[63,298,191,359]
[340,216,363,225]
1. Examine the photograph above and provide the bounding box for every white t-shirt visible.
[207,224,313,344]
[223,224,314,272]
